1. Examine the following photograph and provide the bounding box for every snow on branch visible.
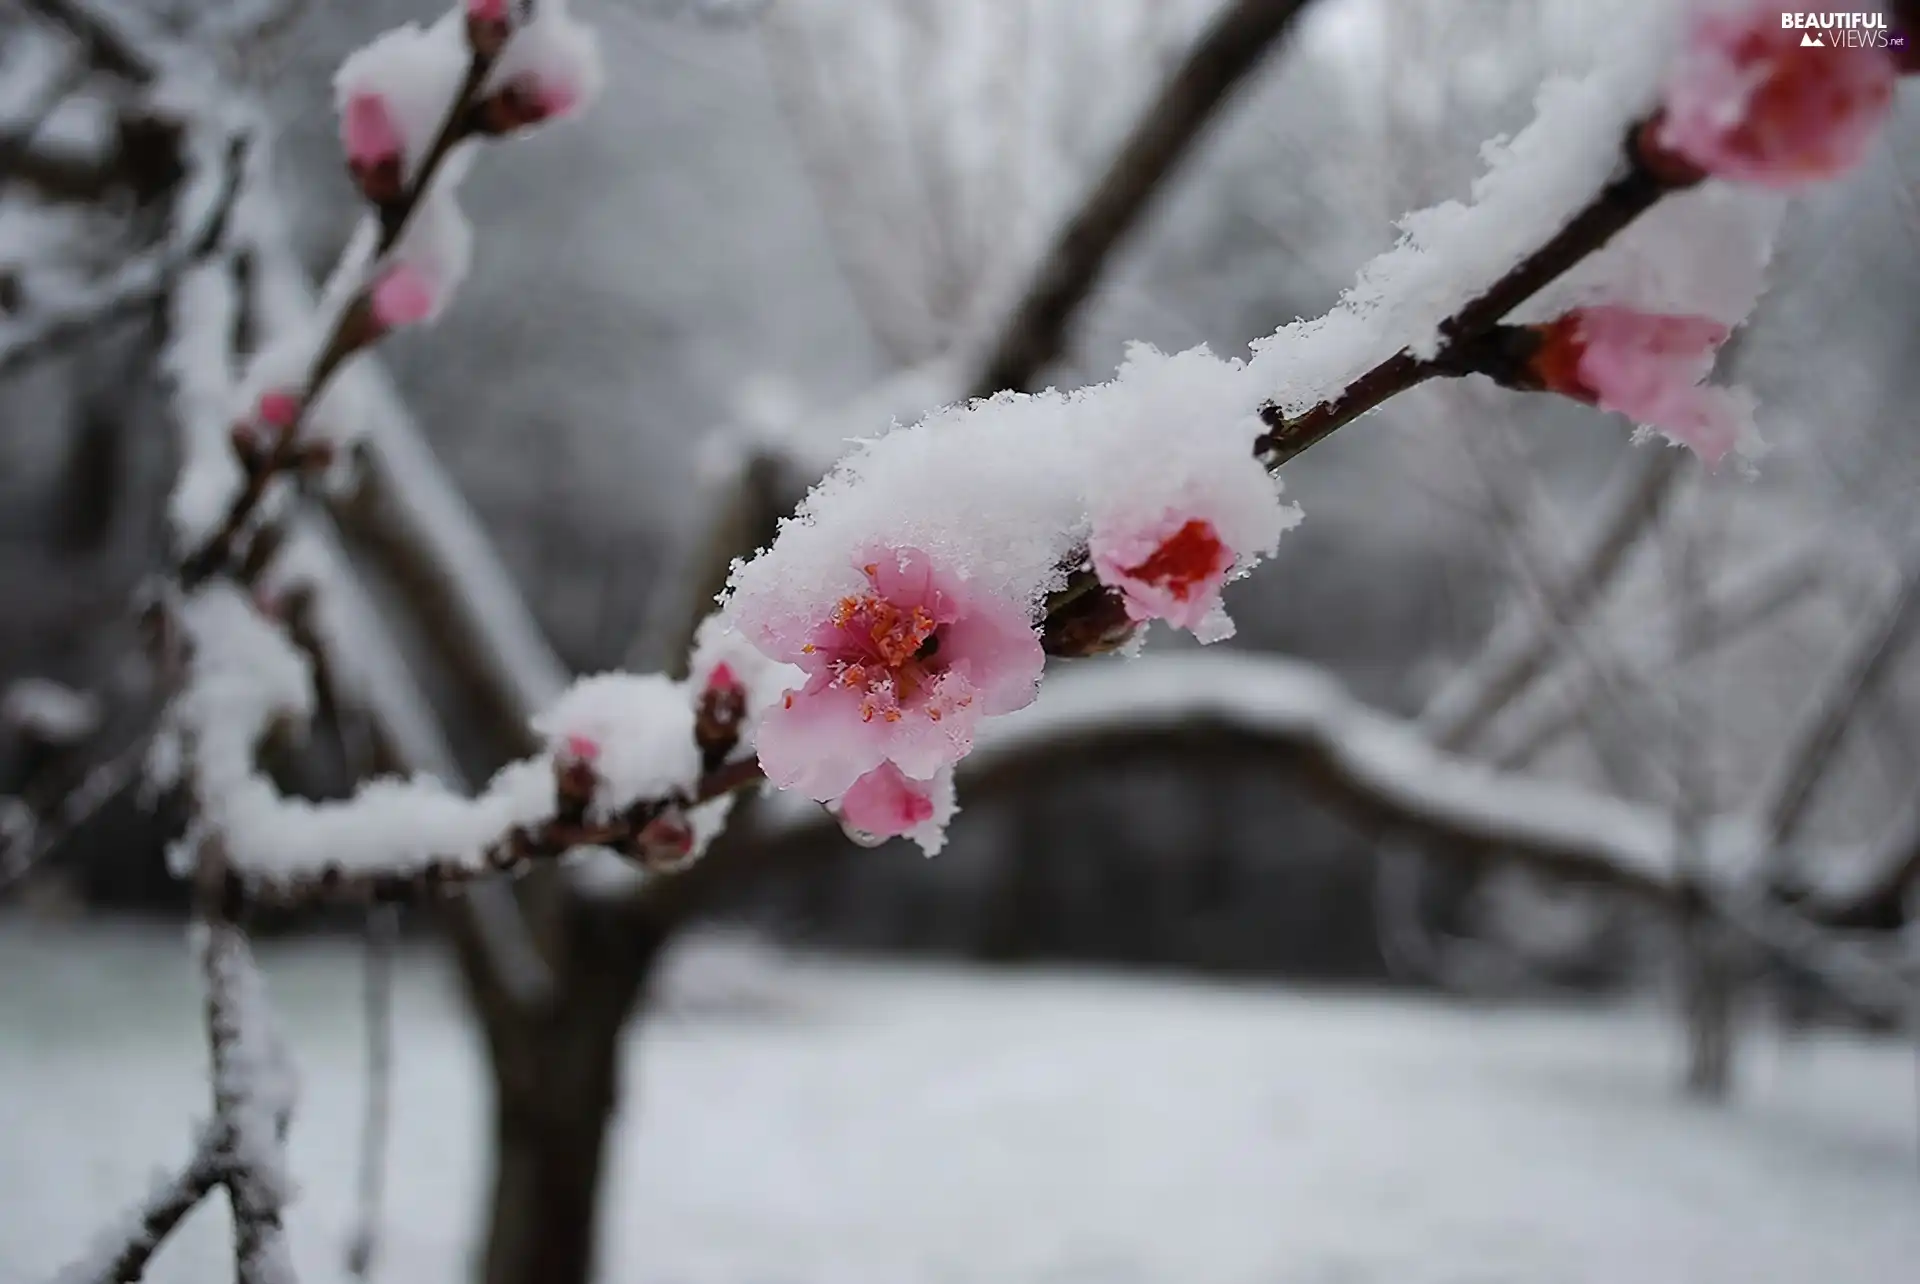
[47,1123,226,1284]
[0,126,249,378]
[151,0,1917,890]
[56,10,1909,1270]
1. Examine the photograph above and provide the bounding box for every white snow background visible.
[2,922,1915,1284]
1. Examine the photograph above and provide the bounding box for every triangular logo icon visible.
[1800,31,1824,45]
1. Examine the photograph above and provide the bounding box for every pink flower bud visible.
[1651,1,1897,189]
[256,390,301,431]
[1531,306,1746,465]
[703,661,741,695]
[368,264,438,331]
[1091,516,1235,636]
[466,0,509,20]
[563,733,600,763]
[342,93,402,172]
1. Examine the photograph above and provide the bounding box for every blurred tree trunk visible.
[451,875,674,1284]
[1677,883,1736,1099]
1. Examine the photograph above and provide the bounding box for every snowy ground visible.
[2,922,1916,1284]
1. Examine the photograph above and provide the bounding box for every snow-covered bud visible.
[1083,347,1300,644]
[341,92,405,205]
[256,390,301,432]
[1528,306,1752,466]
[475,0,601,135]
[358,192,472,339]
[334,20,470,187]
[694,661,748,771]
[369,264,438,331]
[553,733,600,815]
[472,73,581,136]
[834,762,955,856]
[465,0,515,59]
[634,809,698,870]
[1647,0,1897,189]
[1090,515,1236,640]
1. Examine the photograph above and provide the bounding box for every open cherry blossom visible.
[746,547,1044,801]
[1652,0,1897,188]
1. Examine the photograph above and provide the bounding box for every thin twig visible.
[0,733,150,899]
[178,40,501,590]
[345,906,397,1280]
[1760,541,1920,853]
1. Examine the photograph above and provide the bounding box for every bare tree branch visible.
[1760,542,1920,852]
[967,0,1313,397]
[1421,447,1684,752]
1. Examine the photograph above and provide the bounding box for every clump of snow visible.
[2,678,101,746]
[1085,345,1303,641]
[1519,182,1784,328]
[164,261,246,549]
[532,673,702,817]
[155,586,564,884]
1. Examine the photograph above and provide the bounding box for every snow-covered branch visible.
[966,0,1313,397]
[0,130,249,377]
[197,910,298,1284]
[36,6,1907,1270]
[47,1124,226,1284]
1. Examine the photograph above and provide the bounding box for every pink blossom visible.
[341,92,402,172]
[255,390,301,431]
[562,733,600,763]
[1091,514,1236,635]
[750,547,1044,800]
[1532,306,1747,466]
[703,661,741,696]
[368,264,438,330]
[837,762,943,847]
[466,0,509,20]
[1652,1,1896,188]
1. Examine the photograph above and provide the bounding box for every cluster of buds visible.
[338,0,601,209]
[548,733,701,872]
